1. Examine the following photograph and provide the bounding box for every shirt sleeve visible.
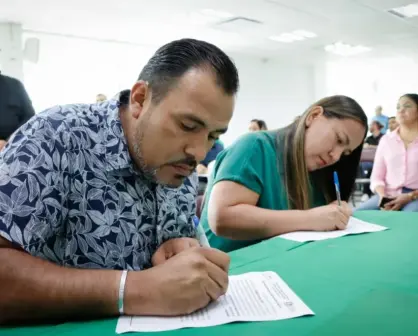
[0,116,70,258]
[185,172,198,226]
[370,136,387,192]
[212,133,265,195]
[158,173,198,244]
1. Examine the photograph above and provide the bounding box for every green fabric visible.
[215,139,224,147]
[3,211,418,336]
[200,130,325,252]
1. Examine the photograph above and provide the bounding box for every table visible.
[3,211,418,335]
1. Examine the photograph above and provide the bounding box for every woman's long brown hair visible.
[279,95,368,210]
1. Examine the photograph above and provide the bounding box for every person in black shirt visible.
[360,120,384,198]
[0,73,35,150]
[364,120,384,147]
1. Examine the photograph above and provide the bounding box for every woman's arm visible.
[207,181,337,240]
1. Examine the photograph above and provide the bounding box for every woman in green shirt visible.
[200,95,368,252]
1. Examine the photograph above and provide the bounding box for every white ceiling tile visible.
[0,0,418,59]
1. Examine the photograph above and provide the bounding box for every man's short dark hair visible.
[137,38,239,104]
[372,120,384,130]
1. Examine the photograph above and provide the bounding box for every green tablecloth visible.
[2,211,418,335]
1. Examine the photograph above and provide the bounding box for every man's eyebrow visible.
[183,115,228,134]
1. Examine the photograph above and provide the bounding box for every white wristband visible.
[118,270,128,315]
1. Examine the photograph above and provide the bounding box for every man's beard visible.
[133,126,159,183]
[132,121,198,187]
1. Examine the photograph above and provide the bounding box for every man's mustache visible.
[166,157,198,170]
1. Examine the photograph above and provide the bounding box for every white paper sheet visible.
[279,216,388,243]
[116,271,314,333]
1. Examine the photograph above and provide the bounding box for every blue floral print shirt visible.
[0,100,198,270]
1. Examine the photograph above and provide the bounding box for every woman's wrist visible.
[375,186,385,197]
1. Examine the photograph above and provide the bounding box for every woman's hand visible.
[307,201,352,231]
[384,194,412,211]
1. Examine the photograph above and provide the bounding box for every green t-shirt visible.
[199,130,325,252]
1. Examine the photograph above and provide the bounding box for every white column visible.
[0,22,24,81]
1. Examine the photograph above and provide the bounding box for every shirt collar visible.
[389,127,418,144]
[387,128,402,142]
[103,99,133,172]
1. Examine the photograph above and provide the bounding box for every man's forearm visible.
[0,247,121,325]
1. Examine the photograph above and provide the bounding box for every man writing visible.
[0,38,239,324]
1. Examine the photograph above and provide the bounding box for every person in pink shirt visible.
[356,93,418,211]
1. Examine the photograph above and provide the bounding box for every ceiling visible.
[1,0,418,60]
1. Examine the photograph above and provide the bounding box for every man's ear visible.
[305,106,324,127]
[130,80,149,119]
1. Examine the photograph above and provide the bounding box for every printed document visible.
[279,216,387,243]
[116,271,314,333]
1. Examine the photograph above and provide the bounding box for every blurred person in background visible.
[196,139,224,175]
[372,105,388,134]
[388,116,398,132]
[359,119,384,200]
[248,119,268,132]
[356,94,418,212]
[363,120,384,148]
[0,73,35,150]
[96,93,107,103]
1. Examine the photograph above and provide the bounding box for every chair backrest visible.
[360,147,377,162]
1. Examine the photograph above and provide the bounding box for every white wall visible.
[223,55,316,145]
[23,33,155,112]
[323,56,418,120]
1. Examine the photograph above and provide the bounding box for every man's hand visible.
[152,238,200,266]
[0,140,6,151]
[384,194,412,211]
[125,247,230,316]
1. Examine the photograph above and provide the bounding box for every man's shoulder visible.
[28,102,117,142]
[181,173,198,194]
[38,102,109,127]
[0,74,22,86]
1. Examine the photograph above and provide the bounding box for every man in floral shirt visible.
[0,39,239,324]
